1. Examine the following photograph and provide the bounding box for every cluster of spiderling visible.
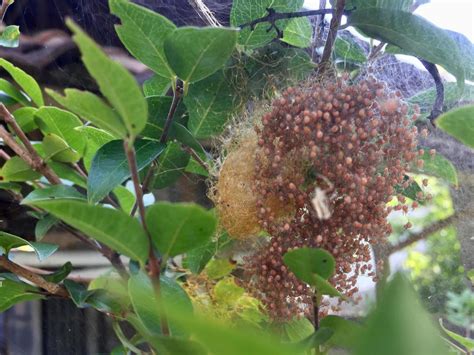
[243,77,432,320]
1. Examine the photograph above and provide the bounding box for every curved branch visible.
[419,59,444,122]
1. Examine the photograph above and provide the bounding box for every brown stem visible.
[318,0,346,74]
[368,42,386,61]
[419,59,444,122]
[0,104,62,184]
[388,214,459,254]
[181,145,208,172]
[0,255,69,297]
[0,148,10,160]
[0,0,11,22]
[160,81,183,144]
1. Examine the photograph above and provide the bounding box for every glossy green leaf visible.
[185,156,209,177]
[0,58,43,106]
[35,214,59,241]
[146,202,217,258]
[0,231,58,261]
[47,88,126,138]
[42,133,81,163]
[230,0,304,48]
[281,18,312,48]
[43,262,72,283]
[205,258,236,280]
[414,150,458,187]
[184,70,240,139]
[0,79,30,106]
[0,156,41,182]
[67,19,148,138]
[0,25,20,48]
[143,75,172,96]
[283,247,336,283]
[348,9,467,86]
[22,199,149,264]
[48,162,87,188]
[110,0,176,79]
[0,279,44,312]
[440,319,474,352]
[0,182,22,193]
[77,126,115,171]
[64,279,93,307]
[284,317,314,342]
[88,139,165,203]
[113,185,136,214]
[436,105,474,148]
[151,142,190,189]
[312,274,342,297]
[185,240,217,274]
[355,273,448,355]
[13,107,38,132]
[319,315,364,350]
[23,185,85,204]
[164,27,238,84]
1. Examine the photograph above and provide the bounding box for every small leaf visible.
[0,156,41,182]
[185,240,216,274]
[164,27,238,84]
[35,214,58,241]
[0,58,43,106]
[110,0,176,79]
[23,185,86,204]
[439,319,474,352]
[0,79,30,106]
[143,75,172,96]
[281,18,312,48]
[395,177,423,202]
[88,139,165,203]
[319,315,364,350]
[205,258,236,280]
[311,274,342,297]
[22,199,149,264]
[67,19,148,138]
[77,126,115,171]
[283,247,336,283]
[284,317,314,342]
[436,105,474,148]
[146,202,217,258]
[0,231,58,261]
[184,70,241,139]
[47,88,126,138]
[414,150,458,187]
[113,185,136,214]
[43,262,72,283]
[13,107,38,132]
[64,279,93,307]
[151,142,190,189]
[0,25,20,48]
[42,133,81,163]
[295,328,334,352]
[48,162,87,188]
[0,279,43,312]
[147,336,207,355]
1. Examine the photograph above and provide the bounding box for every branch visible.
[419,59,444,122]
[0,255,69,297]
[319,0,346,73]
[0,0,11,22]
[388,214,459,254]
[0,104,62,184]
[160,81,183,144]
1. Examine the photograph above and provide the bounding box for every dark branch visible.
[160,81,183,144]
[319,0,346,73]
[419,58,444,122]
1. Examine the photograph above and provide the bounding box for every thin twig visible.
[419,59,444,122]
[388,214,459,254]
[368,42,386,61]
[0,255,69,297]
[0,148,10,160]
[181,145,209,172]
[0,104,62,184]
[160,81,183,144]
[318,0,346,74]
[0,0,11,22]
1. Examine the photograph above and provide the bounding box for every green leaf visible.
[395,177,423,202]
[77,126,115,171]
[205,258,236,280]
[355,273,448,355]
[48,162,87,188]
[0,79,30,106]
[319,315,364,350]
[23,185,85,204]
[0,231,58,261]
[185,240,217,274]
[67,19,148,138]
[113,185,136,214]
[147,336,207,355]
[311,274,342,297]
[0,25,20,48]
[151,142,190,189]
[334,35,367,64]
[283,247,336,283]
[128,270,192,336]
[42,133,81,163]
[295,328,334,352]
[436,105,474,148]
[230,0,304,48]
[0,156,41,182]
[440,319,474,352]
[284,317,315,342]
[35,106,86,155]
[413,150,458,187]
[0,182,22,193]
[350,0,413,10]
[88,139,165,203]
[348,9,467,86]
[64,279,93,307]
[164,27,238,85]
[185,156,209,177]
[21,199,149,264]
[143,75,172,96]
[0,279,44,312]
[184,70,240,139]
[35,214,59,241]
[0,58,44,106]
[43,262,72,283]
[214,278,245,306]
[146,202,217,258]
[110,0,176,79]
[281,18,312,48]
[13,107,38,132]
[47,88,126,138]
